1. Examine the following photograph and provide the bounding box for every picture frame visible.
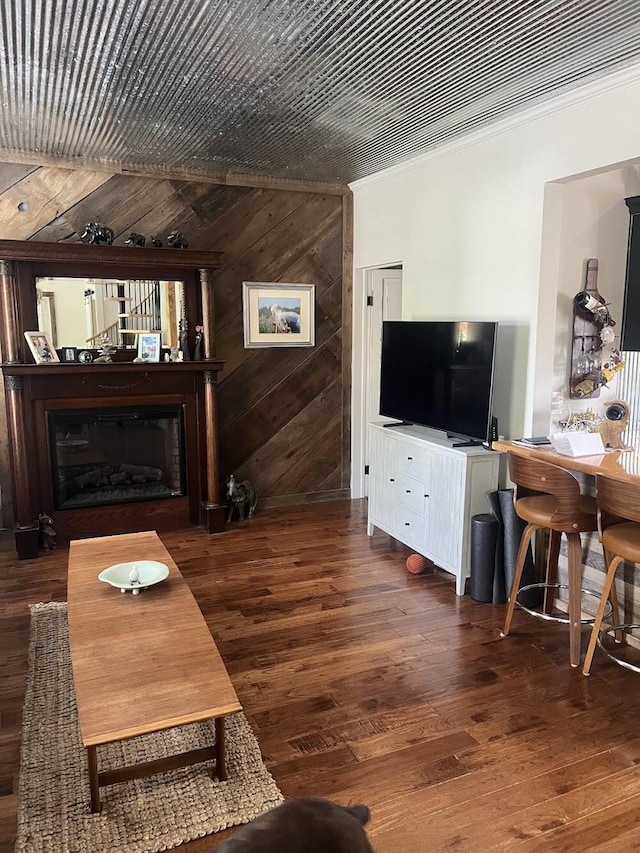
[24,331,59,364]
[242,282,315,348]
[60,346,78,363]
[137,332,162,363]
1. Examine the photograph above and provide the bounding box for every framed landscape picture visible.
[242,282,315,348]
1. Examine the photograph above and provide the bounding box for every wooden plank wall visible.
[0,162,352,527]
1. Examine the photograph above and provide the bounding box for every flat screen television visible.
[379,320,498,444]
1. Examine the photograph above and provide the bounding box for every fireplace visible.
[48,405,186,510]
[0,239,227,559]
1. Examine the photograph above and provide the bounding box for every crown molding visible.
[0,149,351,196]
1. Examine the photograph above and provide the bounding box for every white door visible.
[363,268,403,496]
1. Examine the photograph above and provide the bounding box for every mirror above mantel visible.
[0,238,224,364]
[36,276,184,350]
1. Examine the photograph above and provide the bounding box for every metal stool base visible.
[597,624,639,673]
[515,583,612,625]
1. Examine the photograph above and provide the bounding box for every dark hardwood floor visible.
[2,498,640,852]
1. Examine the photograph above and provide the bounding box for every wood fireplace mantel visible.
[0,239,226,558]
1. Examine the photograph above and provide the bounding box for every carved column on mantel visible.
[200,369,225,533]
[4,373,39,558]
[198,268,225,532]
[0,260,21,364]
[199,268,216,359]
[0,259,40,556]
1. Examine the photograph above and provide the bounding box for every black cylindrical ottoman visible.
[470,513,499,602]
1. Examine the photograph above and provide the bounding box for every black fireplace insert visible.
[48,405,186,509]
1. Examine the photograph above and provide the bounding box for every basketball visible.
[406,553,429,574]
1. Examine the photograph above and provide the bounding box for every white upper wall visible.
[351,66,640,438]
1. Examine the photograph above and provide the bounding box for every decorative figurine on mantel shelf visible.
[179,318,190,361]
[94,336,115,363]
[80,222,114,245]
[125,232,146,247]
[193,324,204,360]
[167,230,189,249]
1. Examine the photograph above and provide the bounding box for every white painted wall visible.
[351,66,640,443]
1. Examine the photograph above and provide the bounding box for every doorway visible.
[351,264,403,499]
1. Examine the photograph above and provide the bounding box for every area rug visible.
[15,602,283,853]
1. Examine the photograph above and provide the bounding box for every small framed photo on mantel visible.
[24,331,59,364]
[242,282,315,348]
[60,346,78,363]
[137,332,162,363]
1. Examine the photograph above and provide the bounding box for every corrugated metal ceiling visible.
[1,0,639,185]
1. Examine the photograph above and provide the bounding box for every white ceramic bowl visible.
[98,560,169,594]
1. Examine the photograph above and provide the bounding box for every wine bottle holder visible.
[570,258,607,400]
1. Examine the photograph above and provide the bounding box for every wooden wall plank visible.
[214,198,342,330]
[169,182,253,222]
[341,192,354,488]
[269,422,342,496]
[220,334,342,474]
[216,306,338,424]
[0,163,38,195]
[196,188,312,257]
[0,159,350,526]
[0,168,113,240]
[236,380,343,493]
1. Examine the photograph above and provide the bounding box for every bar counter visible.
[492,437,640,667]
[492,439,640,483]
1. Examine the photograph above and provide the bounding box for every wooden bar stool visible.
[500,453,619,667]
[583,476,639,675]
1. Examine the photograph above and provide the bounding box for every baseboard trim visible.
[260,489,350,509]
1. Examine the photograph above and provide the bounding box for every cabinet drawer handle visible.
[424,494,429,498]
[405,489,411,494]
[390,478,395,482]
[407,456,413,460]
[404,522,410,526]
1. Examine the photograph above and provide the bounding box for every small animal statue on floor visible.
[213,797,374,853]
[80,221,114,245]
[38,513,56,551]
[125,232,146,247]
[151,236,163,248]
[225,474,258,522]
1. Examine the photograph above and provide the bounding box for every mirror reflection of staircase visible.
[86,280,163,347]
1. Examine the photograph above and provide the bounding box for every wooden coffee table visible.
[67,530,241,812]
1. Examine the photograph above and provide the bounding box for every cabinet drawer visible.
[395,504,425,546]
[396,440,426,479]
[396,473,428,514]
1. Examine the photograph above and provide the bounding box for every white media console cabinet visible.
[367,422,500,595]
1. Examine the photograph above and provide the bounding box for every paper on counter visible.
[549,431,605,457]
